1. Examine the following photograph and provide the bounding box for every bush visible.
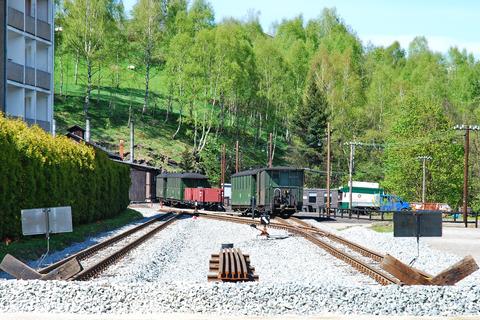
[0,115,130,239]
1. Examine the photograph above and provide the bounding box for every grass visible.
[0,209,143,263]
[370,222,393,233]
[53,55,288,172]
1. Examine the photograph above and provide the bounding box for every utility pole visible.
[416,156,432,205]
[345,141,382,210]
[235,140,239,173]
[326,123,331,215]
[129,119,135,163]
[454,125,480,227]
[221,144,226,188]
[268,133,273,168]
[348,143,355,210]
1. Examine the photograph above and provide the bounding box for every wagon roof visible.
[157,172,208,179]
[231,166,303,178]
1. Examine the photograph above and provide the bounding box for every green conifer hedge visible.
[0,116,130,239]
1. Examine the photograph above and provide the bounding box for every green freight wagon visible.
[156,172,210,205]
[231,167,304,217]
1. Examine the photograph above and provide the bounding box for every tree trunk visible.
[165,90,172,122]
[172,108,182,139]
[143,60,151,114]
[172,86,184,139]
[96,64,101,103]
[256,113,262,146]
[189,99,193,120]
[115,53,120,89]
[271,128,277,164]
[84,59,93,117]
[59,53,64,97]
[193,110,198,151]
[74,51,79,85]
[220,99,226,131]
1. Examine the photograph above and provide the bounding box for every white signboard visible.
[21,206,73,236]
[21,209,46,236]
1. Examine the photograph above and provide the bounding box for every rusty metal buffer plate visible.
[393,211,442,237]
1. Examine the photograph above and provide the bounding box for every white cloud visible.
[363,34,480,57]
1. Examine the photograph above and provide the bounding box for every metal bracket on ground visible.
[0,254,82,280]
[380,254,478,285]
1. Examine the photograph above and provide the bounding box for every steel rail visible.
[197,212,399,285]
[287,217,384,262]
[71,214,180,281]
[38,213,176,275]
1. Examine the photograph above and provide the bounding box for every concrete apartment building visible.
[0,0,54,132]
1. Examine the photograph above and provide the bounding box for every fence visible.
[314,207,479,228]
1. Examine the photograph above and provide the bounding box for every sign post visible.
[21,206,73,267]
[393,211,442,265]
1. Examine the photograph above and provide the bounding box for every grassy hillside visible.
[54,57,288,181]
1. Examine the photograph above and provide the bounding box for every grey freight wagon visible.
[302,188,339,212]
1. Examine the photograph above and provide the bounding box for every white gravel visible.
[1,214,480,316]
[0,209,165,279]
[304,219,480,285]
[0,280,479,316]
[100,217,374,285]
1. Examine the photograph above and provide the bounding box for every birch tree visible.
[130,0,166,114]
[63,0,121,126]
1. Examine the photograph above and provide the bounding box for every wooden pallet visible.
[208,248,258,282]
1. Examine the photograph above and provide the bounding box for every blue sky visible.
[123,0,480,56]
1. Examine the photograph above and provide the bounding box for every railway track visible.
[283,217,384,262]
[39,213,180,281]
[195,211,400,285]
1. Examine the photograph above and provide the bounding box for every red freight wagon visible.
[184,187,224,211]
[184,188,195,202]
[192,188,204,202]
[202,188,223,203]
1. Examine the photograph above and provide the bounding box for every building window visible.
[25,0,35,17]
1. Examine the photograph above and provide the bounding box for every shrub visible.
[0,115,130,239]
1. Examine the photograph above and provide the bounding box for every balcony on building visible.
[7,1,24,31]
[36,42,51,90]
[36,92,51,131]
[25,15,35,35]
[7,60,24,84]
[36,69,50,90]
[6,84,25,119]
[25,38,35,86]
[24,0,35,35]
[7,30,25,84]
[24,89,35,125]
[36,0,52,42]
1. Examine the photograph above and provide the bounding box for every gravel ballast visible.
[1,215,479,316]
[305,220,480,285]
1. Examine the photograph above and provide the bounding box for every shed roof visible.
[66,132,123,160]
[157,172,208,179]
[112,159,160,172]
[231,166,303,178]
[67,125,86,133]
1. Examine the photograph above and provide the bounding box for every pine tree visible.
[292,72,329,167]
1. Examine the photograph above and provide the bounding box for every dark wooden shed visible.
[66,125,86,140]
[113,160,160,203]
